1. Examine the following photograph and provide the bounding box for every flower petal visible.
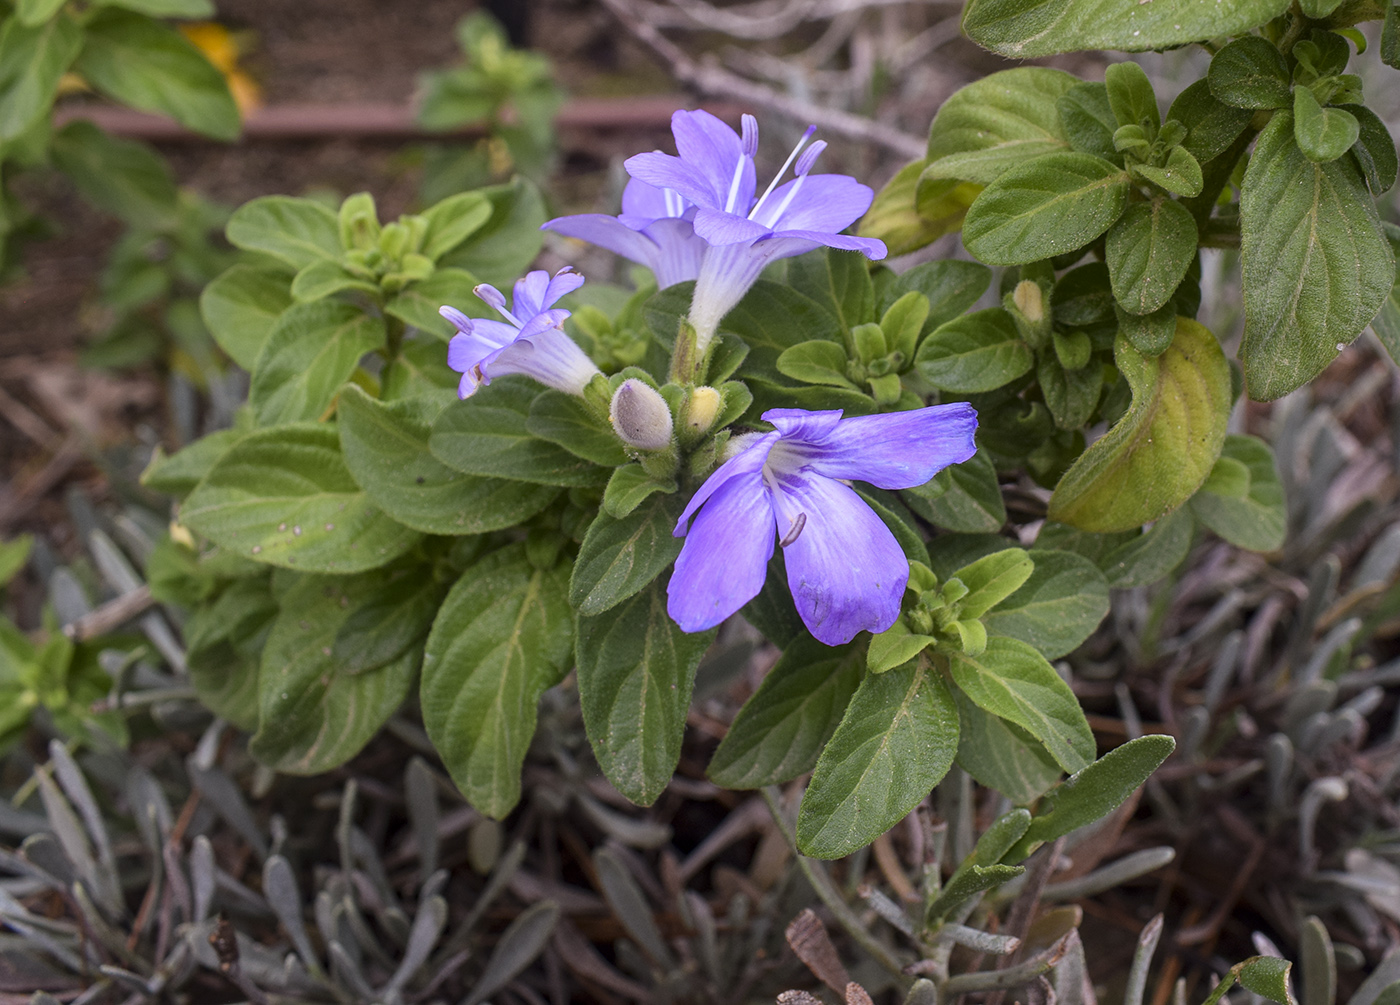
[511,270,553,320]
[774,230,888,260]
[486,327,599,395]
[692,207,771,246]
[640,218,706,288]
[769,473,908,645]
[621,177,689,220]
[671,109,755,211]
[762,408,843,443]
[625,151,725,210]
[674,431,779,535]
[791,403,980,489]
[545,213,663,265]
[516,308,572,342]
[667,468,776,633]
[543,267,585,306]
[764,174,874,234]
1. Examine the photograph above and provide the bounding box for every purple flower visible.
[625,110,888,349]
[543,178,707,289]
[442,267,601,399]
[668,403,978,646]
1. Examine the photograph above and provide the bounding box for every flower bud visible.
[1012,279,1044,323]
[610,378,673,450]
[683,386,722,436]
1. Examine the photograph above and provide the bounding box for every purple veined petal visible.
[439,305,473,334]
[640,217,706,288]
[457,368,484,398]
[687,241,776,343]
[511,270,553,320]
[671,109,756,213]
[516,308,573,342]
[674,431,780,535]
[625,151,725,210]
[790,403,979,490]
[447,331,492,373]
[769,472,909,646]
[621,176,689,220]
[464,318,524,350]
[546,212,665,262]
[543,267,585,306]
[774,229,888,260]
[486,327,600,395]
[762,174,875,235]
[692,207,773,246]
[762,408,844,444]
[667,468,776,633]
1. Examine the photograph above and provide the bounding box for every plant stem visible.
[385,315,407,362]
[759,786,909,979]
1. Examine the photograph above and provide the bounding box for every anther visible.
[750,124,818,222]
[780,512,807,548]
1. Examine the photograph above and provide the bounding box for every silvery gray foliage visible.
[0,733,557,1005]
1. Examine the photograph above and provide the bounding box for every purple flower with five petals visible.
[668,403,978,646]
[441,267,601,399]
[543,177,707,289]
[625,110,888,350]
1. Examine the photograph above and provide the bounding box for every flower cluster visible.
[441,110,976,648]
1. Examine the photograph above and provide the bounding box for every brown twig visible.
[596,0,926,159]
[63,586,155,642]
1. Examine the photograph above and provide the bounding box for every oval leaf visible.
[249,302,386,425]
[923,67,1077,184]
[226,196,342,271]
[570,493,685,617]
[200,265,294,371]
[1106,197,1198,316]
[1188,434,1286,552]
[915,308,1032,393]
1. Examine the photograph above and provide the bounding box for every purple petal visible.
[667,467,776,633]
[671,109,755,212]
[626,151,725,211]
[762,408,843,443]
[763,174,874,234]
[458,369,483,398]
[674,431,780,536]
[543,267,585,307]
[511,270,553,320]
[640,217,706,287]
[774,230,888,260]
[447,331,487,372]
[620,177,682,220]
[769,473,908,645]
[692,208,772,246]
[486,327,599,395]
[546,212,662,262]
[787,403,979,490]
[517,308,573,342]
[464,318,523,351]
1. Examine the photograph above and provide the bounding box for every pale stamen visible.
[749,125,816,222]
[474,284,522,327]
[766,140,826,226]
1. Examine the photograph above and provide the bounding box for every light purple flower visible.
[625,110,888,349]
[668,403,978,646]
[441,267,601,399]
[543,178,707,289]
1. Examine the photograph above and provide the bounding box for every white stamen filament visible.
[766,174,807,227]
[723,154,748,214]
[748,125,816,222]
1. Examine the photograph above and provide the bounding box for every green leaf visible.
[602,464,676,520]
[50,122,178,227]
[186,575,275,732]
[386,268,481,339]
[859,159,966,257]
[570,493,684,617]
[420,191,492,261]
[1373,225,1400,365]
[1058,82,1119,162]
[422,546,573,818]
[931,807,1032,918]
[947,635,1094,773]
[787,247,875,335]
[181,423,421,572]
[905,450,1006,533]
[1168,79,1254,166]
[887,259,992,332]
[437,177,546,288]
[1038,353,1103,431]
[797,659,959,859]
[290,260,379,303]
[0,535,32,589]
[954,693,1062,805]
[75,10,240,141]
[1239,958,1298,1005]
[741,552,806,648]
[1385,0,1400,69]
[1293,86,1360,163]
[1351,106,1397,195]
[1133,145,1204,198]
[140,427,243,498]
[1048,319,1230,533]
[1105,62,1159,133]
[868,623,935,674]
[963,152,1130,266]
[1116,302,1178,357]
[1188,434,1285,552]
[249,302,385,425]
[0,13,82,141]
[200,265,294,371]
[1208,36,1292,110]
[1240,113,1395,400]
[339,385,556,536]
[17,0,67,26]
[915,308,1032,393]
[1106,197,1198,316]
[776,340,857,388]
[577,580,716,806]
[853,486,930,567]
[953,548,1035,619]
[91,0,216,17]
[708,636,863,788]
[1053,261,1115,326]
[526,391,629,467]
[251,574,418,773]
[430,378,607,487]
[1038,508,1194,590]
[226,196,342,271]
[333,565,446,673]
[382,338,461,400]
[961,0,1289,57]
[922,68,1077,185]
[1009,734,1176,861]
[980,551,1108,660]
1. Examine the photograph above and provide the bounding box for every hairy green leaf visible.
[1208,35,1292,110]
[570,493,685,616]
[915,308,1032,393]
[982,549,1109,660]
[1106,197,1198,316]
[0,14,82,141]
[199,265,294,371]
[1188,434,1285,552]
[226,196,342,271]
[954,693,1062,805]
[249,302,385,425]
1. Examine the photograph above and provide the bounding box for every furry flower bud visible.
[610,379,674,450]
